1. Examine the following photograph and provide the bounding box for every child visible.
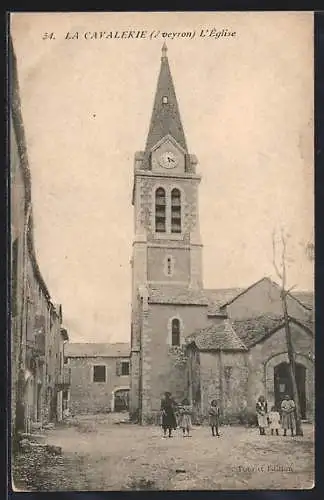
[209,400,220,437]
[268,405,280,436]
[178,398,193,437]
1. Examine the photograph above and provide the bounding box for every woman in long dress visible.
[281,394,296,436]
[256,395,268,435]
[160,392,177,438]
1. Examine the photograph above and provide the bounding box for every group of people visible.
[160,392,221,438]
[160,391,298,438]
[256,394,297,436]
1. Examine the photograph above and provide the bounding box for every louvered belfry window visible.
[155,187,166,233]
[171,188,181,233]
[171,318,180,346]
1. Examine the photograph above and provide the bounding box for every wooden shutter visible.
[116,360,121,376]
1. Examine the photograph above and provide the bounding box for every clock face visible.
[159,151,178,169]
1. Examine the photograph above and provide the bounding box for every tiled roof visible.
[65,342,130,358]
[145,45,187,152]
[232,315,284,348]
[186,321,247,351]
[148,285,209,306]
[147,281,314,312]
[204,288,243,314]
[232,314,314,348]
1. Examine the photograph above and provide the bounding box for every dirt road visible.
[13,413,314,491]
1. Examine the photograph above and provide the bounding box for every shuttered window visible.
[121,361,130,376]
[93,365,106,382]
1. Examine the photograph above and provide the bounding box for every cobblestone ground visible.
[12,413,314,491]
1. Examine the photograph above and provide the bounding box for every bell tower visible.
[131,43,203,296]
[130,44,203,420]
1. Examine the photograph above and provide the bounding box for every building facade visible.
[129,45,314,424]
[10,38,69,441]
[65,343,130,414]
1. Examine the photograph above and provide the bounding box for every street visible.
[12,413,314,491]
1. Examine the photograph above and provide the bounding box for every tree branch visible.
[282,283,297,298]
[272,230,283,281]
[281,227,287,289]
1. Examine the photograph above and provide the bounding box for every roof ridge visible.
[226,321,248,350]
[267,278,313,311]
[220,277,271,307]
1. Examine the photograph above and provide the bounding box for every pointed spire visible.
[145,46,188,152]
[161,42,168,59]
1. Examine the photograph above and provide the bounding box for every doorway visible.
[274,362,306,419]
[113,389,129,412]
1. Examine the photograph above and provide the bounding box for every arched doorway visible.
[113,388,129,412]
[274,362,306,418]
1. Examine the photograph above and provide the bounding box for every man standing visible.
[281,394,296,437]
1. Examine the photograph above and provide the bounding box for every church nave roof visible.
[186,321,247,352]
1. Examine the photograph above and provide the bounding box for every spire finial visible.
[162,42,168,59]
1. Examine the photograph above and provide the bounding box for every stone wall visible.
[11,116,26,437]
[226,278,312,322]
[199,351,249,423]
[129,351,140,418]
[247,323,314,420]
[147,246,190,284]
[69,356,130,414]
[133,173,201,240]
[140,302,209,422]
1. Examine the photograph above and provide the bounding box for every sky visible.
[10,12,314,343]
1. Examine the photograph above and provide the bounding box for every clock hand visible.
[167,156,175,163]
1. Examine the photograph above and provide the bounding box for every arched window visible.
[171,188,181,233]
[171,318,180,346]
[155,187,166,233]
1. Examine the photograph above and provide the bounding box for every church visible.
[129,44,314,425]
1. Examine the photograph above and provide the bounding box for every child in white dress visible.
[268,405,281,436]
[178,398,193,437]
